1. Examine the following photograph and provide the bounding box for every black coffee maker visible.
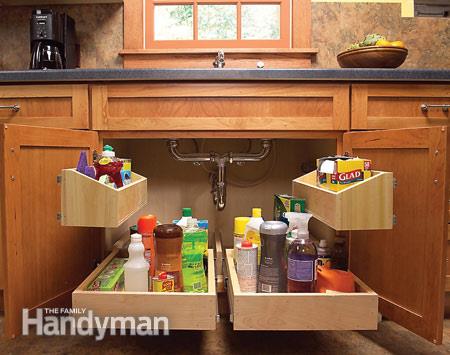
[30,9,77,70]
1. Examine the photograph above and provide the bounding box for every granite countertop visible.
[0,68,449,83]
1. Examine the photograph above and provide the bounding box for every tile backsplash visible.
[0,2,448,70]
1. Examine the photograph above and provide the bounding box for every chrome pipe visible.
[167,140,213,162]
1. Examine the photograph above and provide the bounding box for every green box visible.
[273,194,306,221]
[88,258,126,291]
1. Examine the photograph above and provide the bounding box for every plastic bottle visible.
[154,224,184,291]
[124,233,149,292]
[244,208,264,265]
[258,221,288,293]
[317,240,332,268]
[137,215,157,282]
[94,145,123,188]
[176,208,193,228]
[287,213,317,293]
[233,217,250,262]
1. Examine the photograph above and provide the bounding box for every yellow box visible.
[317,156,371,192]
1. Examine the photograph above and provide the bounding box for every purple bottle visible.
[287,228,317,293]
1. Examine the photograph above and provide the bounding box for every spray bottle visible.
[244,208,264,265]
[285,212,317,293]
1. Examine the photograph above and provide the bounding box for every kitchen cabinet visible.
[0,80,448,345]
[91,83,350,131]
[0,124,102,338]
[351,84,450,130]
[0,85,89,129]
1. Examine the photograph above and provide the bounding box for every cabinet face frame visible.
[91,82,350,131]
[0,85,89,129]
[351,84,450,130]
[0,124,101,338]
[344,126,449,344]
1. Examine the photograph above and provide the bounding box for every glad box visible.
[317,156,371,192]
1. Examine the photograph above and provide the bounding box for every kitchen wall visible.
[0,2,448,70]
[0,4,123,70]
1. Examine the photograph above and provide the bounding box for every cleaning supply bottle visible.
[176,208,193,228]
[154,224,184,291]
[287,213,317,293]
[124,233,149,292]
[244,208,264,264]
[317,240,332,268]
[137,215,157,282]
[233,217,250,262]
[94,145,123,188]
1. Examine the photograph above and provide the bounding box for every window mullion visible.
[237,1,241,41]
[193,0,198,40]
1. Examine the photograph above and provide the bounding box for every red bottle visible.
[94,145,123,188]
[138,215,157,280]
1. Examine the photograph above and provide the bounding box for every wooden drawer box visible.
[73,246,217,330]
[225,250,378,330]
[352,84,450,130]
[61,168,147,228]
[292,170,393,230]
[0,85,89,129]
[91,83,350,131]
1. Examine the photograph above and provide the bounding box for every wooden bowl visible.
[337,46,408,68]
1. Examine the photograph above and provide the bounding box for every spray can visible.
[258,221,288,293]
[236,241,258,293]
[233,217,250,263]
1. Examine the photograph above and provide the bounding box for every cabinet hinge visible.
[56,175,62,184]
[57,212,63,221]
[393,214,397,225]
[393,177,398,189]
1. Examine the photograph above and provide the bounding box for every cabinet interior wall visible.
[103,138,337,250]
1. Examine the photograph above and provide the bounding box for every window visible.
[146,0,290,49]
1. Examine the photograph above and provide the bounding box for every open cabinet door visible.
[0,124,102,338]
[344,126,449,344]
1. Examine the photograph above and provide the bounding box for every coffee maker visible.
[30,9,77,70]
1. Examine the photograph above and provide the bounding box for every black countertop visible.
[0,68,449,83]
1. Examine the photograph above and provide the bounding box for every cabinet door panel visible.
[344,126,448,344]
[91,83,350,131]
[0,124,101,338]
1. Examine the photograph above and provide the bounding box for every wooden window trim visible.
[145,0,291,49]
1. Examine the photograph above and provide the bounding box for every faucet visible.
[213,50,225,68]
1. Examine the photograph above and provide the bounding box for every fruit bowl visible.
[337,46,408,68]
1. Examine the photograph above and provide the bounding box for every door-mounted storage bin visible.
[72,238,217,330]
[60,168,147,227]
[292,170,393,230]
[225,249,378,331]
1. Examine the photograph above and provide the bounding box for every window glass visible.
[241,4,280,40]
[198,4,237,40]
[154,5,194,40]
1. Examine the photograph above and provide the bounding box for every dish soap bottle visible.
[244,208,264,264]
[94,145,124,188]
[124,233,149,292]
[287,213,317,293]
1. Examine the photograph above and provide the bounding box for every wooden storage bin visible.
[292,170,393,231]
[61,168,147,228]
[225,249,378,331]
[72,240,217,330]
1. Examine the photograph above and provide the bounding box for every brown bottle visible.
[154,224,183,291]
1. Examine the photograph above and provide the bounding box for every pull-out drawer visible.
[352,84,450,130]
[225,249,378,331]
[91,83,350,131]
[0,84,89,128]
[73,244,217,330]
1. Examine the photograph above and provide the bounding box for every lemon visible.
[390,40,406,48]
[376,39,392,47]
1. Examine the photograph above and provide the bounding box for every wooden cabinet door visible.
[0,124,102,338]
[344,126,449,344]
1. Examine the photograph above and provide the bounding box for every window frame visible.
[145,0,291,49]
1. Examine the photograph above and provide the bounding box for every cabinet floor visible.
[0,316,449,354]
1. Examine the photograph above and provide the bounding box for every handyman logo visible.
[22,308,170,341]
